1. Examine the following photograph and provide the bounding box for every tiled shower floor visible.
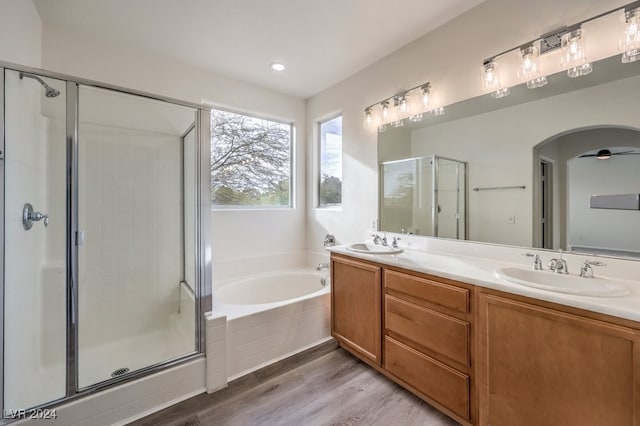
[7,319,194,410]
[78,319,194,388]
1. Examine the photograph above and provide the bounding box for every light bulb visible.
[392,95,410,122]
[398,96,409,116]
[381,102,390,121]
[482,60,509,97]
[517,45,547,89]
[561,28,592,78]
[363,108,373,129]
[485,68,495,84]
[421,84,431,109]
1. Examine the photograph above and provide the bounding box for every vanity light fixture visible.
[518,45,548,88]
[480,1,640,99]
[363,81,440,131]
[270,62,286,71]
[482,60,510,98]
[621,5,640,63]
[560,28,592,78]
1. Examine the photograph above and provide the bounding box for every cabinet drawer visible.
[385,336,470,420]
[385,270,469,313]
[385,296,470,366]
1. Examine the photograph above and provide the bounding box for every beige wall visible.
[0,0,42,67]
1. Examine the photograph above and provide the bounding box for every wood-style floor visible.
[130,341,459,426]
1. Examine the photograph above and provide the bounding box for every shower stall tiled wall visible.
[1,66,211,413]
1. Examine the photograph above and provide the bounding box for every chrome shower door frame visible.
[0,61,211,412]
[66,81,79,396]
[0,67,5,413]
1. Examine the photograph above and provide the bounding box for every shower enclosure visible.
[379,155,467,239]
[1,65,211,412]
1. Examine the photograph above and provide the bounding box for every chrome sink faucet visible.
[548,250,569,274]
[371,233,388,246]
[392,237,401,249]
[580,260,605,278]
[523,253,543,270]
[548,258,569,274]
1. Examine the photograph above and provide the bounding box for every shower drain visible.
[111,367,130,377]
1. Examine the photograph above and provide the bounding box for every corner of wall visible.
[0,0,42,67]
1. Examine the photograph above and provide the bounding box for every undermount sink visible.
[346,243,403,255]
[494,267,631,297]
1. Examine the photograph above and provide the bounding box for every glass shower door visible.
[76,86,197,388]
[3,69,67,409]
[436,158,466,239]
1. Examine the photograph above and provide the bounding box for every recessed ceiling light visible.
[270,62,286,71]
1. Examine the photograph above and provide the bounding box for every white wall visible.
[305,0,630,251]
[0,0,42,67]
[38,23,307,273]
[3,69,66,409]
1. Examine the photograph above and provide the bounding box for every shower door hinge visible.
[75,230,85,246]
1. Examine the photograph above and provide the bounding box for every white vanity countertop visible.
[328,239,640,322]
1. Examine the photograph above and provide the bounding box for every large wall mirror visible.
[378,55,640,260]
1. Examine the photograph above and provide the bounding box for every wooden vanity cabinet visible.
[479,291,640,426]
[330,252,640,426]
[330,254,382,366]
[383,268,475,424]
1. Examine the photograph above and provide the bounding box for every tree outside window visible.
[319,115,342,207]
[211,109,292,207]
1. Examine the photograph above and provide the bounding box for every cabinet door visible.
[331,256,381,365]
[479,293,640,426]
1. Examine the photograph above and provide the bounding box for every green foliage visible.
[319,174,342,207]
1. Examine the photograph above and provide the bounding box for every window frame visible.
[317,113,343,209]
[210,107,295,210]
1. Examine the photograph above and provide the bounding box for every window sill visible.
[314,206,342,212]
[211,206,295,212]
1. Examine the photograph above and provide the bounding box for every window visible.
[211,109,293,207]
[318,115,342,207]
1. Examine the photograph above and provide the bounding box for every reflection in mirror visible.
[378,55,640,260]
[534,128,640,258]
[379,156,466,239]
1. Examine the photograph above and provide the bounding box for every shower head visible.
[19,72,60,98]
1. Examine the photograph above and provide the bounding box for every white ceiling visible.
[33,0,484,98]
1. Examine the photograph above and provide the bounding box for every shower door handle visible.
[22,203,49,230]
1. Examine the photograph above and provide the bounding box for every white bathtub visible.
[213,267,331,380]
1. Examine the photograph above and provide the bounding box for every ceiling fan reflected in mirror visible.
[579,148,640,160]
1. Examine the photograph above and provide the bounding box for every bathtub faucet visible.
[316,262,329,271]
